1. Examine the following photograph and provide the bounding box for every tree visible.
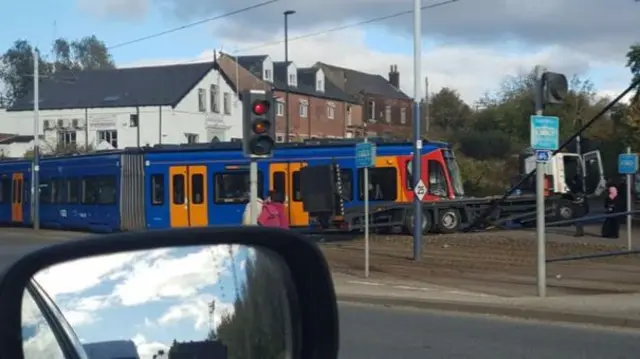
[52,36,115,72]
[0,40,51,105]
[0,36,114,106]
[428,87,472,131]
[214,250,289,359]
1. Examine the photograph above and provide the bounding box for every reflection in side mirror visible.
[21,245,296,359]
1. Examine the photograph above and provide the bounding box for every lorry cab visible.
[519,149,606,196]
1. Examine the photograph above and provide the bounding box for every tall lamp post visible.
[284,10,296,142]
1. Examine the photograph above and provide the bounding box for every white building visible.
[0,61,242,155]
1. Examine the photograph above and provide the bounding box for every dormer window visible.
[288,73,296,86]
[316,79,324,92]
[264,69,272,81]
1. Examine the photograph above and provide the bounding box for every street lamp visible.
[284,10,296,142]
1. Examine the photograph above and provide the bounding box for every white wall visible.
[0,68,242,149]
[0,141,33,158]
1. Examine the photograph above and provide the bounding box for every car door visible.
[23,280,89,359]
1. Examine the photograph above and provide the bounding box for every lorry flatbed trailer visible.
[341,194,576,234]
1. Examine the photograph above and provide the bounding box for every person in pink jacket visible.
[258,191,289,229]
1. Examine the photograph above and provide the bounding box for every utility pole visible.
[283,10,296,142]
[32,49,41,231]
[412,0,423,260]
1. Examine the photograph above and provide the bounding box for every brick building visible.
[216,53,362,141]
[314,63,414,139]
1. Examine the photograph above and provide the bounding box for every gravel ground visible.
[320,225,640,297]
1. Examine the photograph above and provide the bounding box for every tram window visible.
[81,175,117,205]
[340,169,353,201]
[172,174,185,205]
[214,171,264,204]
[357,167,397,201]
[150,174,164,205]
[191,174,204,204]
[428,160,448,197]
[405,159,414,190]
[39,178,52,204]
[0,178,10,203]
[67,177,79,203]
[273,172,285,199]
[292,172,301,201]
[52,177,66,204]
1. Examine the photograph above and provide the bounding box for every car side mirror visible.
[0,227,339,359]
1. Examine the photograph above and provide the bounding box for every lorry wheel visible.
[437,208,461,234]
[404,210,431,235]
[555,200,574,222]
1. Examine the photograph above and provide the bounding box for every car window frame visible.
[26,280,89,359]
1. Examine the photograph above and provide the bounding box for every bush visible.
[458,130,512,160]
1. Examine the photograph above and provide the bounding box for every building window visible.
[57,131,76,146]
[264,69,272,81]
[185,133,199,144]
[276,101,285,117]
[347,107,352,126]
[223,92,231,115]
[210,85,220,113]
[198,88,206,112]
[401,107,407,124]
[385,105,391,123]
[289,74,296,86]
[97,130,118,148]
[367,100,375,121]
[299,102,308,118]
[316,80,324,92]
[327,104,335,119]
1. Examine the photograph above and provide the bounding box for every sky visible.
[1,0,639,104]
[24,244,258,359]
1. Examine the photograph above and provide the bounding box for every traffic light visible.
[242,90,275,158]
[541,71,568,104]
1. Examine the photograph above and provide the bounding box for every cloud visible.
[156,294,234,330]
[90,0,640,59]
[124,25,630,104]
[132,333,168,359]
[77,0,148,21]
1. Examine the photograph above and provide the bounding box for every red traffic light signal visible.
[252,100,270,116]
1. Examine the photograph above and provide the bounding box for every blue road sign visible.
[530,115,560,151]
[535,149,552,163]
[618,153,638,174]
[356,142,376,168]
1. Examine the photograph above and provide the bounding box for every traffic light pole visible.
[412,0,423,261]
[534,66,546,298]
[249,159,259,225]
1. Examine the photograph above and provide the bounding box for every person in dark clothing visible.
[601,179,620,238]
[568,173,588,237]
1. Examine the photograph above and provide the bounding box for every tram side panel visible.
[39,155,122,232]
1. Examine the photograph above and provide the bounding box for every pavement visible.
[334,272,640,329]
[339,302,640,359]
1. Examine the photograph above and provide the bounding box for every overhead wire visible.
[135,0,461,65]
[107,0,281,50]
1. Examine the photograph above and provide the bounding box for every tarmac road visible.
[339,302,640,359]
[0,229,88,272]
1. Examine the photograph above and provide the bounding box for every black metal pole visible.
[284,11,292,143]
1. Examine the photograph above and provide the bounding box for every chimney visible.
[388,64,399,88]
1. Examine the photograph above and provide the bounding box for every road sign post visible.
[356,140,376,278]
[618,149,638,251]
[530,101,561,297]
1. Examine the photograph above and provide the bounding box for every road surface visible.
[0,228,86,271]
[339,302,640,359]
